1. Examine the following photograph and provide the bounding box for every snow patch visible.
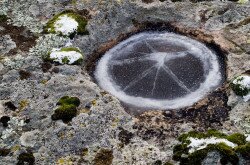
[246,134,250,142]
[49,48,83,64]
[188,137,237,153]
[54,15,78,36]
[232,75,250,90]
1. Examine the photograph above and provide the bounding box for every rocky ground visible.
[0,0,250,164]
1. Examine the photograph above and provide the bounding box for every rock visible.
[20,130,39,147]
[0,0,250,164]
[0,35,16,55]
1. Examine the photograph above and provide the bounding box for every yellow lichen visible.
[57,157,73,165]
[79,108,90,114]
[41,79,48,85]
[18,100,29,111]
[11,145,21,152]
[91,100,97,106]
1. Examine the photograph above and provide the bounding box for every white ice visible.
[95,32,222,109]
[50,48,83,64]
[54,15,78,36]
[188,137,237,153]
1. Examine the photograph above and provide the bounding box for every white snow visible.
[232,75,250,89]
[95,32,222,109]
[188,137,237,153]
[54,15,78,36]
[246,134,250,142]
[49,48,83,64]
[243,94,250,102]
[232,75,250,101]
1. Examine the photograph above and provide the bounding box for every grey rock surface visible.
[0,0,250,164]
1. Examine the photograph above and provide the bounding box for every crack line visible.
[111,54,151,65]
[123,65,156,91]
[151,66,161,96]
[162,64,191,93]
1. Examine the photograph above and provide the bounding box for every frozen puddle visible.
[95,32,225,109]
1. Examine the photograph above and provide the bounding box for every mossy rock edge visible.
[173,130,250,165]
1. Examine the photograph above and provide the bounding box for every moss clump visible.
[17,152,35,165]
[0,15,8,23]
[235,142,250,158]
[51,96,80,122]
[19,70,32,80]
[184,143,239,165]
[56,96,80,106]
[0,148,11,156]
[60,47,82,53]
[226,133,246,145]
[153,160,162,165]
[230,75,250,96]
[0,116,10,127]
[173,130,249,165]
[93,149,113,165]
[44,10,88,37]
[178,129,227,143]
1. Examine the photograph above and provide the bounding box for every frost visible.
[188,137,237,153]
[95,32,224,109]
[54,15,78,36]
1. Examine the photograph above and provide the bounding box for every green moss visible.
[0,15,8,23]
[0,148,11,156]
[178,129,227,143]
[57,96,80,107]
[60,47,81,53]
[235,142,250,158]
[17,152,35,165]
[173,130,249,164]
[44,10,88,37]
[227,133,246,145]
[51,104,77,122]
[153,160,162,165]
[230,76,249,96]
[93,149,113,165]
[178,143,238,165]
[62,57,70,64]
[52,96,80,122]
[172,144,188,161]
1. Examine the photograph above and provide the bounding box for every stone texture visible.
[0,0,249,164]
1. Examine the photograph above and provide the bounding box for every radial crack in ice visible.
[95,32,223,109]
[145,40,157,53]
[123,65,156,91]
[151,66,161,95]
[111,54,151,65]
[162,64,191,93]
